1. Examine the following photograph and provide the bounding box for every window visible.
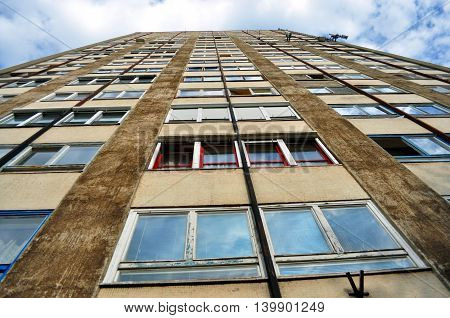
[332,104,395,117]
[307,87,355,95]
[94,90,145,99]
[42,92,92,102]
[317,64,346,69]
[183,76,222,82]
[262,202,423,277]
[5,144,102,170]
[58,110,129,125]
[222,66,256,71]
[243,139,336,167]
[0,94,17,102]
[94,68,124,74]
[225,75,263,81]
[114,75,155,84]
[0,210,51,281]
[69,77,114,85]
[130,68,163,73]
[335,74,371,80]
[279,65,309,70]
[291,74,330,81]
[228,87,278,96]
[394,103,449,115]
[103,208,261,283]
[177,89,224,97]
[166,107,229,123]
[0,111,65,127]
[233,105,298,121]
[0,146,14,159]
[358,86,405,94]
[371,135,450,161]
[429,85,450,94]
[150,141,240,170]
[3,78,50,88]
[186,66,220,72]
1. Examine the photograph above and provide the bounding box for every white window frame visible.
[56,109,129,126]
[102,207,263,284]
[93,90,145,100]
[259,200,426,278]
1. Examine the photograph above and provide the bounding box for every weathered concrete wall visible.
[280,272,449,298]
[0,34,199,298]
[132,170,249,207]
[229,32,450,286]
[251,166,369,204]
[98,282,270,298]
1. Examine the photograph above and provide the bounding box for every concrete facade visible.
[0,30,448,298]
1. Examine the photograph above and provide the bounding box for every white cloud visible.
[0,0,448,67]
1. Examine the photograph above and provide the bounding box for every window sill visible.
[2,164,86,173]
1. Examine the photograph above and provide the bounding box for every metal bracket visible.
[346,270,369,298]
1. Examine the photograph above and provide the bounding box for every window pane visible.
[97,91,120,99]
[203,76,221,82]
[55,145,100,165]
[202,143,237,168]
[0,215,47,264]
[28,112,62,125]
[178,90,201,97]
[18,147,61,166]
[279,257,414,276]
[202,108,229,121]
[0,147,13,159]
[265,210,331,255]
[322,206,399,252]
[196,213,254,259]
[1,113,34,126]
[361,106,389,115]
[251,88,274,95]
[406,137,450,156]
[225,76,244,81]
[286,140,329,165]
[234,107,265,120]
[202,89,224,96]
[376,87,399,93]
[396,106,424,115]
[372,137,422,156]
[49,93,72,101]
[184,77,202,82]
[264,106,296,119]
[170,109,198,121]
[308,88,330,94]
[246,142,285,167]
[71,93,91,101]
[416,105,447,115]
[125,215,187,261]
[64,112,96,125]
[119,91,144,99]
[157,143,194,169]
[333,107,365,116]
[328,87,354,94]
[117,265,258,282]
[244,76,263,81]
[94,111,127,124]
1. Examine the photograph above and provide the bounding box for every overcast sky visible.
[0,0,449,68]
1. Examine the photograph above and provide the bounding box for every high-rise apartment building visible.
[0,30,448,298]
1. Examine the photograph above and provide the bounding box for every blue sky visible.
[0,0,449,68]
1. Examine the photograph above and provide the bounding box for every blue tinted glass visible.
[125,215,187,261]
[279,257,414,276]
[118,265,259,282]
[19,148,60,166]
[265,210,331,255]
[0,215,46,264]
[416,106,446,115]
[406,137,450,155]
[322,206,399,252]
[196,213,253,259]
[56,146,100,165]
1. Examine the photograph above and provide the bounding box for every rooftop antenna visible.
[329,33,348,41]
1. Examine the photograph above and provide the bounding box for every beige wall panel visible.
[404,162,450,195]
[57,86,100,93]
[0,128,40,144]
[159,122,234,138]
[34,126,117,143]
[98,282,269,298]
[105,84,151,91]
[348,118,429,135]
[344,80,386,86]
[223,71,262,76]
[132,170,249,207]
[419,118,450,134]
[230,96,287,104]
[0,87,33,95]
[22,101,78,110]
[375,94,431,104]
[410,80,447,85]
[227,81,273,89]
[0,172,80,209]
[318,95,374,104]
[182,72,221,77]
[172,97,228,105]
[280,272,449,298]
[251,166,369,204]
[238,120,314,136]
[82,99,140,108]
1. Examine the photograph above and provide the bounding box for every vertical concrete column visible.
[0,33,199,297]
[229,33,450,286]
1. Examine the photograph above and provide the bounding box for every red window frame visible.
[199,142,239,169]
[245,142,289,167]
[153,143,194,169]
[286,140,333,165]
